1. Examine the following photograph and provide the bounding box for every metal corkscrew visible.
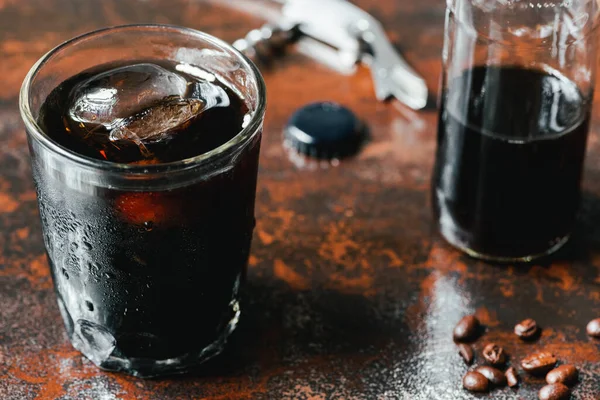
[231,0,429,110]
[233,24,300,65]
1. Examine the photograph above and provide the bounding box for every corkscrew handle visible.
[233,24,299,64]
[231,0,428,109]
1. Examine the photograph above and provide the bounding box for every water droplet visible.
[104,272,115,280]
[62,268,70,280]
[83,241,93,250]
[85,301,94,312]
[143,221,153,232]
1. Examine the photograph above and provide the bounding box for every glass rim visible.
[19,24,267,174]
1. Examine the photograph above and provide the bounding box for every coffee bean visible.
[515,318,540,340]
[539,383,570,400]
[546,365,578,386]
[453,315,481,342]
[586,318,600,337]
[457,343,474,365]
[522,351,557,376]
[462,371,489,392]
[505,366,519,388]
[482,343,506,365]
[475,366,506,387]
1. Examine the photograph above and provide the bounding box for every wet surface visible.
[1,0,600,399]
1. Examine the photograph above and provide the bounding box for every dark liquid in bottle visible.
[35,60,260,374]
[432,65,591,260]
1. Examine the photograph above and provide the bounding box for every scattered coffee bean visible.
[475,366,506,387]
[538,383,570,400]
[462,371,489,392]
[515,318,540,340]
[482,343,506,365]
[453,315,481,342]
[505,366,519,388]
[521,351,557,376]
[457,343,474,365]
[546,365,578,386]
[586,318,600,338]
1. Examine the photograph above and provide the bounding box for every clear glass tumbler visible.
[432,0,598,262]
[19,25,266,377]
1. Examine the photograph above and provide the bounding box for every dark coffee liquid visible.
[432,66,591,259]
[39,61,248,163]
[35,61,260,372]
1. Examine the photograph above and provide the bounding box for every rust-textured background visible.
[1,0,600,399]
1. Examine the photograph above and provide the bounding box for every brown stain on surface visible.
[326,272,374,295]
[318,221,362,267]
[15,227,29,240]
[274,258,310,290]
[0,192,19,213]
[378,248,404,268]
[256,229,275,246]
[475,307,500,328]
[25,255,53,290]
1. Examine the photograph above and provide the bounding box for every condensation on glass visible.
[19,25,266,377]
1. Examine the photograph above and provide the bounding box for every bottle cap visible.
[284,102,365,159]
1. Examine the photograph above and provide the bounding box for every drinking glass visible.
[19,24,266,377]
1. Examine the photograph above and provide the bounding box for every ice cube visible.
[67,63,230,156]
[108,96,205,155]
[69,63,189,126]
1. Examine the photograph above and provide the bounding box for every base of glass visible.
[66,301,241,378]
[438,223,571,263]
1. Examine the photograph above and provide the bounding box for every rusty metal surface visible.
[1,0,600,399]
